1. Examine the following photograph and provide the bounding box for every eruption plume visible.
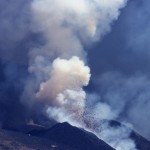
[20,0,138,150]
[29,0,127,121]
[36,56,90,124]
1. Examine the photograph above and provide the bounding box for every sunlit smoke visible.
[84,93,137,150]
[36,56,90,124]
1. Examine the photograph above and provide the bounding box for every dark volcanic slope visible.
[29,122,115,150]
[130,131,150,150]
[0,127,75,150]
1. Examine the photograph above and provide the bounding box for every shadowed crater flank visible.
[29,122,115,150]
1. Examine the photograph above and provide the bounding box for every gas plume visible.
[22,0,137,150]
[36,56,90,123]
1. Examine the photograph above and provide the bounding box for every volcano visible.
[29,122,115,150]
[0,121,150,150]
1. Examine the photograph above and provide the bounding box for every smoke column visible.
[29,0,127,123]
[20,0,138,150]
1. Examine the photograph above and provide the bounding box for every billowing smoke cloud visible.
[28,0,127,123]
[36,56,90,124]
[0,0,33,127]
[87,0,150,141]
[22,0,138,150]
[0,0,31,63]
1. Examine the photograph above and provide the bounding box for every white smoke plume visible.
[21,0,138,150]
[29,0,127,121]
[36,56,90,124]
[85,93,137,150]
